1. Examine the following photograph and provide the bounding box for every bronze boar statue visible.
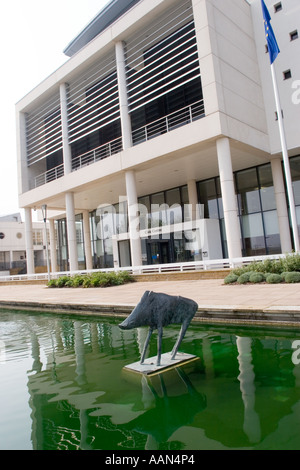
[119,291,198,366]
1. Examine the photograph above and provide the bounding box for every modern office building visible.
[16,0,300,274]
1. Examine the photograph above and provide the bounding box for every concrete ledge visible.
[132,270,230,282]
[1,298,300,327]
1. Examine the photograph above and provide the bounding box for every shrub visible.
[72,275,85,287]
[90,273,111,287]
[285,272,300,283]
[56,276,71,288]
[282,253,300,273]
[266,273,282,284]
[232,258,285,277]
[224,274,238,284]
[249,272,264,283]
[237,273,250,284]
[280,272,289,281]
[82,276,92,288]
[47,271,135,288]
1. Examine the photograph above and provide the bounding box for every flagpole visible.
[270,63,300,252]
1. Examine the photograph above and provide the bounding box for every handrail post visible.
[189,104,193,122]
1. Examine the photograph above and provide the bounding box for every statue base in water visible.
[123,352,199,376]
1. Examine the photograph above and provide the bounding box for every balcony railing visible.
[132,100,205,145]
[32,101,204,189]
[34,164,64,188]
[33,137,123,188]
[71,136,123,171]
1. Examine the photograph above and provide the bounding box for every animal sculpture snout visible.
[118,317,131,330]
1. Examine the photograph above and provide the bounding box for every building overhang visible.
[63,0,141,57]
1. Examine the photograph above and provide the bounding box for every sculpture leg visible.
[171,320,190,360]
[140,327,153,364]
[157,325,163,366]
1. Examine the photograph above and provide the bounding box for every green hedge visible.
[231,254,300,277]
[47,271,134,288]
[224,254,300,285]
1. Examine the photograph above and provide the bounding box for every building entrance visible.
[146,239,171,265]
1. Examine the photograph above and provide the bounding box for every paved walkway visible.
[0,279,300,325]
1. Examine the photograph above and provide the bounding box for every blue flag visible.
[261,0,280,64]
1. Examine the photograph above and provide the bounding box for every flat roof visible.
[63,0,141,57]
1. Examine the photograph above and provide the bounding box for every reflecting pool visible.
[1,310,300,450]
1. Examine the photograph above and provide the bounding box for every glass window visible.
[166,188,182,224]
[115,201,128,234]
[151,192,166,227]
[258,165,276,211]
[241,213,266,256]
[263,211,281,254]
[75,214,85,269]
[138,196,151,230]
[180,185,189,205]
[291,156,300,205]
[236,168,261,214]
[198,179,219,219]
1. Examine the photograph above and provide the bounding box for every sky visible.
[0,0,110,219]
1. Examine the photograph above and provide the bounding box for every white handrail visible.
[0,253,287,282]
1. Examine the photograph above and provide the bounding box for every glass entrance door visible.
[147,239,171,265]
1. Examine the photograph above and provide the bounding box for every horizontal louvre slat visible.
[129,73,201,115]
[26,93,62,166]
[126,22,196,85]
[125,0,194,66]
[127,37,197,97]
[127,50,199,105]
[67,52,120,144]
[125,0,201,114]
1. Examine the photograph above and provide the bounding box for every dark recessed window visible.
[274,2,282,13]
[290,30,298,41]
[0,233,5,240]
[283,69,292,80]
[275,110,284,120]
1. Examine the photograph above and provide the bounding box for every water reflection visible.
[1,311,300,450]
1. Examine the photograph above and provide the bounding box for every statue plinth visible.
[123,352,199,376]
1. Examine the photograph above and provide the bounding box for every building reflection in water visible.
[21,315,300,450]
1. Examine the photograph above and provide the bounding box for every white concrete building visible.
[16,0,300,274]
[0,213,48,275]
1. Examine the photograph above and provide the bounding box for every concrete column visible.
[125,170,142,267]
[115,41,132,150]
[216,137,242,259]
[24,207,35,274]
[82,210,93,271]
[49,219,57,273]
[60,83,72,175]
[271,158,293,253]
[187,179,201,221]
[17,112,30,193]
[65,192,78,272]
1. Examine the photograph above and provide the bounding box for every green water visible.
[1,310,300,450]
